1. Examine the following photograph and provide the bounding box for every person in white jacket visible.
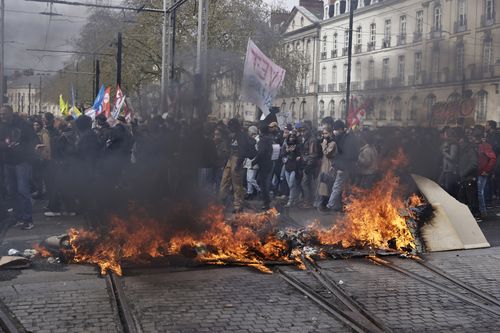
[244,126,260,199]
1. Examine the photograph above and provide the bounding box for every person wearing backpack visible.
[219,118,255,213]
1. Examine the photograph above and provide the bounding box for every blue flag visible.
[93,85,106,115]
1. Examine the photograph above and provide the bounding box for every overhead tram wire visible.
[5,67,94,75]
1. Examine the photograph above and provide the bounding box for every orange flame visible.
[310,150,415,251]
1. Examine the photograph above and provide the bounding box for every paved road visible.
[0,199,499,332]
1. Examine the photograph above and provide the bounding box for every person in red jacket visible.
[474,130,497,218]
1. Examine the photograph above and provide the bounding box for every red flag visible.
[102,87,111,118]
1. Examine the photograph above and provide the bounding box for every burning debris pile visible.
[34,153,433,276]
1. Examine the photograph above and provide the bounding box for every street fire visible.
[36,153,422,275]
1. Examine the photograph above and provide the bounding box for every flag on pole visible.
[102,87,111,118]
[240,39,286,120]
[92,85,106,116]
[59,95,69,117]
[69,84,82,119]
[111,85,126,119]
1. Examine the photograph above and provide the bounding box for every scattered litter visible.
[338,280,344,285]
[223,303,234,308]
[8,249,20,256]
[0,256,31,269]
[47,257,61,264]
[302,246,317,256]
[22,249,38,259]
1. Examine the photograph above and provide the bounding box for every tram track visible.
[106,273,140,333]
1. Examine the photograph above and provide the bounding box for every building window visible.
[305,39,311,59]
[319,100,325,118]
[409,96,418,121]
[366,100,375,120]
[400,15,407,41]
[382,58,390,81]
[322,36,327,53]
[328,99,335,117]
[458,0,467,28]
[339,100,347,120]
[299,100,306,120]
[414,52,423,82]
[333,33,338,52]
[384,19,392,47]
[434,5,442,31]
[370,23,376,45]
[485,0,494,21]
[332,65,338,85]
[290,100,296,119]
[281,101,286,113]
[355,61,362,82]
[343,63,349,82]
[378,99,387,120]
[426,94,437,120]
[416,10,424,36]
[321,66,327,85]
[356,26,362,45]
[344,28,349,48]
[398,55,405,82]
[368,59,375,81]
[456,43,465,79]
[393,97,403,121]
[483,37,493,72]
[477,91,488,123]
[432,50,440,81]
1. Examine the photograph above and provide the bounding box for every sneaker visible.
[284,202,295,208]
[21,223,34,230]
[14,221,24,228]
[44,211,62,217]
[62,212,77,217]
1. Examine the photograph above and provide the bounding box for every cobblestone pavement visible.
[122,267,353,333]
[0,266,120,333]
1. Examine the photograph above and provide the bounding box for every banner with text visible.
[241,39,286,120]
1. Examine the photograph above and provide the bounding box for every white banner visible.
[241,39,286,120]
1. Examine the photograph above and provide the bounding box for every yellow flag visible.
[59,95,68,116]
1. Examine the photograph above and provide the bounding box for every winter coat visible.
[301,134,320,175]
[478,142,497,175]
[357,144,378,176]
[458,143,478,180]
[244,136,259,169]
[0,115,37,165]
[441,142,459,173]
[253,133,274,171]
[332,132,359,172]
[36,128,51,161]
[317,139,337,197]
[283,143,301,173]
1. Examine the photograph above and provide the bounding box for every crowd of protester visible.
[0,102,499,231]
[200,116,500,221]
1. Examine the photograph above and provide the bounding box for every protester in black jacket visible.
[0,105,37,229]
[253,123,274,210]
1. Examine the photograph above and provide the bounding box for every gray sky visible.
[4,0,297,74]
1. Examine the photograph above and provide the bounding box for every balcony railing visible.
[397,34,407,46]
[367,41,376,51]
[391,77,404,87]
[413,31,422,43]
[364,80,377,89]
[429,28,443,39]
[454,19,468,33]
[378,79,389,88]
[382,38,391,48]
[328,83,338,92]
[481,14,496,27]
[318,84,326,93]
[351,81,362,90]
[354,44,362,54]
[342,47,348,56]
[321,52,327,60]
[339,83,347,91]
[331,50,338,58]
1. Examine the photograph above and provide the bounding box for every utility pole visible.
[117,32,122,87]
[39,75,42,113]
[28,82,31,115]
[195,0,209,120]
[0,0,4,106]
[94,59,100,98]
[160,0,174,113]
[345,0,355,124]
